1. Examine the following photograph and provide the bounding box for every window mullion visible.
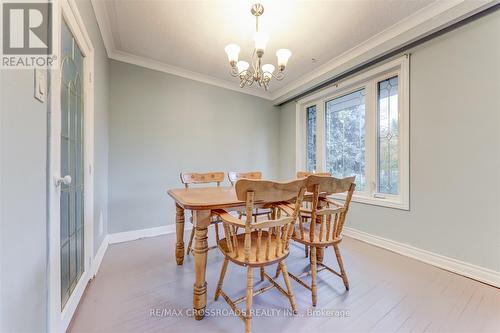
[316,100,326,172]
[365,81,377,197]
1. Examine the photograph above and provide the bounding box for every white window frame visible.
[296,56,409,210]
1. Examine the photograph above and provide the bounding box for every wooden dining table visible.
[167,186,245,319]
[167,185,323,320]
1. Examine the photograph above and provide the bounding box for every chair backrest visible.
[227,171,262,186]
[180,171,225,188]
[296,175,355,246]
[296,171,331,178]
[224,179,306,263]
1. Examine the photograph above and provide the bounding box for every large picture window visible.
[297,56,409,209]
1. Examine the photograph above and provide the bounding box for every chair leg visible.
[260,267,265,282]
[214,223,220,245]
[186,227,195,255]
[274,263,281,278]
[214,258,229,300]
[310,246,318,306]
[279,261,297,313]
[245,266,253,333]
[333,244,349,290]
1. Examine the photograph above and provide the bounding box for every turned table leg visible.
[175,204,185,265]
[315,215,324,263]
[316,247,324,263]
[192,210,211,320]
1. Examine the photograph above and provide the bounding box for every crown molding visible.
[108,50,272,100]
[270,0,498,104]
[91,0,498,104]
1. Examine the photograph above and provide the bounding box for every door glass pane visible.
[60,19,84,309]
[306,105,316,172]
[325,89,366,190]
[377,76,399,195]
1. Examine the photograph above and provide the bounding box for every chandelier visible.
[224,3,291,91]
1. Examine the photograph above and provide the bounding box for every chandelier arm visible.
[270,71,285,81]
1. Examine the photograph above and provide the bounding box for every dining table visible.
[167,185,324,320]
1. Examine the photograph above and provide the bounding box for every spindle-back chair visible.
[278,175,355,306]
[228,171,272,222]
[214,178,306,333]
[180,171,225,255]
[295,171,332,258]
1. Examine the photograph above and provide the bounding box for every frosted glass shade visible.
[253,31,269,52]
[262,64,275,79]
[225,44,240,64]
[276,49,292,69]
[236,60,249,73]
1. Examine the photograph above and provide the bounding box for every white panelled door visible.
[48,1,94,331]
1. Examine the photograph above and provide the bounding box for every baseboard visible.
[343,227,500,288]
[108,224,192,245]
[91,234,109,277]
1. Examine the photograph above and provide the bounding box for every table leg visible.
[175,204,185,265]
[192,210,211,320]
[316,215,324,263]
[316,247,324,263]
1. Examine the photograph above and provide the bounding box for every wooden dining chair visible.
[296,171,332,258]
[296,171,331,179]
[213,178,306,333]
[228,171,272,221]
[277,175,355,306]
[180,171,225,255]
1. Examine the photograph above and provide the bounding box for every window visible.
[325,89,366,191]
[377,76,399,195]
[306,105,317,172]
[297,56,409,209]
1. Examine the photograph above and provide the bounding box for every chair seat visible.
[292,226,342,246]
[218,231,289,267]
[238,208,272,216]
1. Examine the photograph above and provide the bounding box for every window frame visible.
[295,56,409,210]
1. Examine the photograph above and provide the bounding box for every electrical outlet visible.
[34,68,46,103]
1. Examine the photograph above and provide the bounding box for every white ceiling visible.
[92,0,495,100]
[97,1,433,91]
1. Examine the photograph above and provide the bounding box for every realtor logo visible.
[2,1,55,68]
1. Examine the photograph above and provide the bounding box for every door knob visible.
[55,175,72,187]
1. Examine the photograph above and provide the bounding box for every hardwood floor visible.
[69,232,500,333]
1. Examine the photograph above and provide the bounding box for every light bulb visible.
[276,49,292,70]
[225,44,240,66]
[236,60,249,74]
[262,64,275,80]
[253,31,269,54]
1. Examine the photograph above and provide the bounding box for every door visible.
[60,19,85,308]
[49,1,94,331]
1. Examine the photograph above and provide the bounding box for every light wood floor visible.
[69,231,500,333]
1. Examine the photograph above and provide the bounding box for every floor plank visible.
[68,233,500,333]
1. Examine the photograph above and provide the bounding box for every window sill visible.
[330,193,409,211]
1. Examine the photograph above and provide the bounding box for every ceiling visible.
[92,0,493,100]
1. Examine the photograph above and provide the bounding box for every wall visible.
[0,69,49,332]
[108,60,280,233]
[279,10,500,271]
[0,0,109,331]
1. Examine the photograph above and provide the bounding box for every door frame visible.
[48,0,94,331]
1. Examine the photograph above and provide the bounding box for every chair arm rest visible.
[316,207,346,216]
[212,209,246,228]
[322,197,344,207]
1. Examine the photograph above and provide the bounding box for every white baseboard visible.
[108,224,192,245]
[91,234,109,277]
[343,227,500,288]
